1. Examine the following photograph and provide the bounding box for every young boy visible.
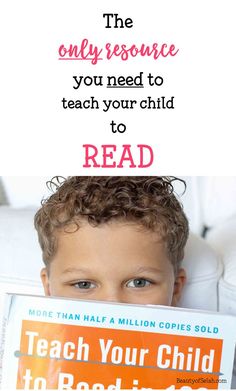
[34,176,189,307]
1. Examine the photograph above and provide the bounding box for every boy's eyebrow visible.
[61,266,164,275]
[62,267,92,275]
[135,266,164,274]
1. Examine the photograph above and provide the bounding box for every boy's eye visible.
[73,281,96,289]
[126,278,151,288]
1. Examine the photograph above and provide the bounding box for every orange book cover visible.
[1,293,236,389]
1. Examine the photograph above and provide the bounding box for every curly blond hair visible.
[34,176,189,272]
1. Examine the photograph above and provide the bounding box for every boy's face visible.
[41,221,186,306]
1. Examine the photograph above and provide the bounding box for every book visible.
[1,293,236,390]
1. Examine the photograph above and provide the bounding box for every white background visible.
[0,0,235,174]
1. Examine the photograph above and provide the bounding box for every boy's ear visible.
[40,267,51,296]
[171,268,186,306]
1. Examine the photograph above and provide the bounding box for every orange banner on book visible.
[17,320,223,389]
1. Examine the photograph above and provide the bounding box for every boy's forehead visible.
[53,221,170,268]
[50,220,173,275]
[57,220,163,244]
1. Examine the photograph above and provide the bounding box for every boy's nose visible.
[97,288,127,304]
